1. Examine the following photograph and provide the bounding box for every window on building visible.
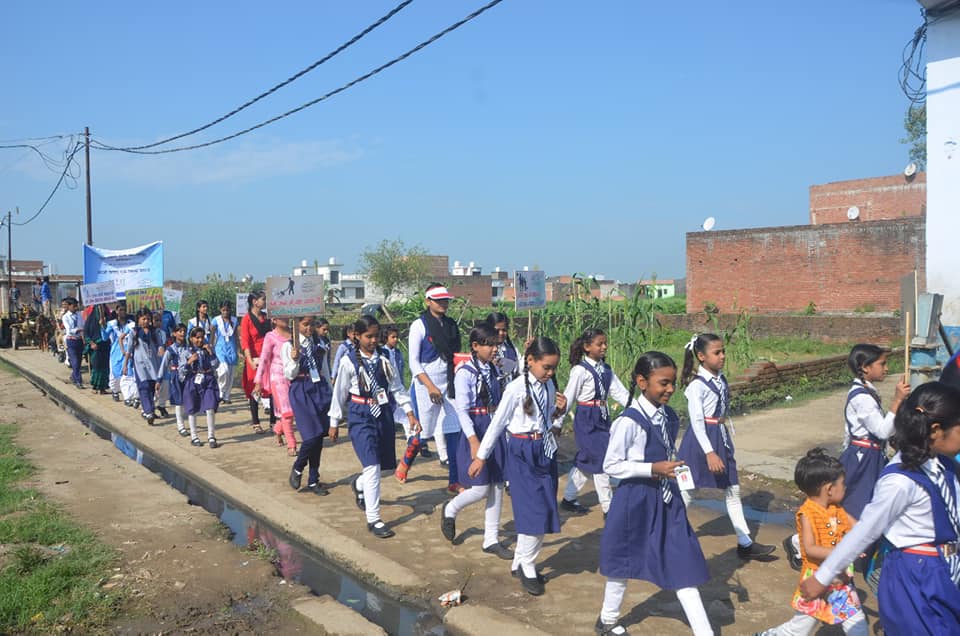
[354,287,364,299]
[329,271,339,285]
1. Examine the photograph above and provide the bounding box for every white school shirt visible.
[562,358,630,414]
[281,334,332,383]
[329,349,412,427]
[454,359,497,439]
[602,394,667,480]
[844,379,895,441]
[495,341,523,380]
[407,317,447,380]
[476,372,559,461]
[814,453,956,586]
[61,310,82,339]
[684,366,729,454]
[187,316,212,342]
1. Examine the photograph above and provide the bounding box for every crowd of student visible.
[48,283,960,636]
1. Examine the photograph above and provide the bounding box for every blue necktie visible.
[361,356,383,419]
[927,460,960,585]
[652,408,673,504]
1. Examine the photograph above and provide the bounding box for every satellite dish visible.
[904,162,918,177]
[701,217,716,231]
[847,206,860,221]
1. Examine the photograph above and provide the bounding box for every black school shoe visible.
[737,541,776,559]
[112,392,121,402]
[518,571,544,596]
[782,535,802,571]
[178,427,190,437]
[191,437,203,447]
[560,498,589,515]
[595,617,629,635]
[440,504,456,542]
[289,468,302,491]
[511,567,546,584]
[419,444,431,459]
[351,476,365,511]
[306,484,329,496]
[367,520,395,538]
[208,437,219,449]
[146,414,156,426]
[157,407,169,418]
[481,542,513,560]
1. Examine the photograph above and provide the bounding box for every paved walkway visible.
[1,348,882,635]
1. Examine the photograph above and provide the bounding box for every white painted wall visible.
[925,10,960,321]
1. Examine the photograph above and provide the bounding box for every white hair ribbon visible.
[684,334,699,352]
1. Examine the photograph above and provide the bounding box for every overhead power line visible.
[114,0,415,151]
[93,0,505,155]
[13,141,83,227]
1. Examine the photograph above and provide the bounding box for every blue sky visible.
[0,0,925,283]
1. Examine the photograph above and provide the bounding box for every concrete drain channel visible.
[31,381,447,636]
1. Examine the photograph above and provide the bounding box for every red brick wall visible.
[809,173,925,225]
[443,275,492,306]
[686,218,925,313]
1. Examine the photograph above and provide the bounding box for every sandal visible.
[276,433,284,446]
[287,447,297,457]
[251,422,265,434]
[394,467,408,484]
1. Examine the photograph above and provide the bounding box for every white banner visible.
[80,280,116,306]
[82,241,163,299]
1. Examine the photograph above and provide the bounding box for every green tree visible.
[359,239,429,304]
[900,103,926,170]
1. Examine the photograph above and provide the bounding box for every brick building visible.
[686,218,925,313]
[809,173,925,225]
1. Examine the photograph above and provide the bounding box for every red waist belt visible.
[578,400,604,407]
[850,438,881,450]
[350,394,376,405]
[511,432,544,440]
[704,417,726,425]
[902,542,957,557]
[468,407,490,415]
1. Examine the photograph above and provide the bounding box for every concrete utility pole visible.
[85,126,93,246]
[6,210,11,317]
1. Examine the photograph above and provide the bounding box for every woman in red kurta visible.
[240,291,270,433]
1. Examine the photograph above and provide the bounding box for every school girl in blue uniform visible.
[596,351,713,636]
[211,301,239,404]
[677,333,774,559]
[560,328,630,517]
[123,308,164,425]
[486,311,521,390]
[159,323,190,436]
[330,316,419,539]
[284,316,334,496]
[468,337,567,596]
[800,381,960,636]
[440,324,511,559]
[107,302,134,403]
[179,326,220,448]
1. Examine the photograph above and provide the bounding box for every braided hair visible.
[569,327,605,367]
[522,336,561,416]
[893,382,960,470]
[680,333,722,388]
[351,315,393,391]
[469,324,499,407]
[627,351,677,406]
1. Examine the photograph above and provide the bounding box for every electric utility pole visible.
[85,126,92,245]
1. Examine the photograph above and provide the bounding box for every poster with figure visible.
[163,288,183,317]
[515,270,546,310]
[82,241,164,298]
[266,275,324,317]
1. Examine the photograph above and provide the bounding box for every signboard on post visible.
[80,281,116,307]
[82,241,164,299]
[235,293,249,316]
[266,275,324,317]
[514,270,546,311]
[126,287,164,313]
[163,288,183,317]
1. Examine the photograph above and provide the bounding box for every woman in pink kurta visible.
[253,319,297,453]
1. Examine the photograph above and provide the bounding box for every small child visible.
[441,324,511,559]
[382,326,411,437]
[560,328,630,517]
[486,311,521,390]
[254,318,297,455]
[107,302,134,402]
[60,297,84,389]
[595,351,712,636]
[755,448,865,636]
[152,312,171,418]
[468,337,567,596]
[676,333,774,559]
[159,324,190,436]
[799,382,960,634]
[331,325,356,384]
[284,316,333,496]
[180,326,220,448]
[329,316,419,539]
[211,301,239,404]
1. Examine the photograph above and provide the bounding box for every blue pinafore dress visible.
[677,375,738,489]
[506,381,560,535]
[877,456,960,635]
[181,347,220,415]
[839,384,887,520]
[600,406,710,589]
[164,342,187,406]
[456,361,504,486]
[288,337,333,443]
[573,361,614,475]
[347,349,398,471]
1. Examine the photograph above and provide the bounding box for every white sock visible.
[600,578,627,624]
[433,428,448,461]
[791,533,800,553]
[512,534,543,578]
[361,464,381,523]
[175,405,184,428]
[593,472,613,513]
[206,409,216,439]
[446,484,488,518]
[188,414,198,439]
[676,586,713,636]
[563,466,588,501]
[725,485,752,546]
[482,483,505,548]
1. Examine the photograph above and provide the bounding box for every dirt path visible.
[1,368,318,635]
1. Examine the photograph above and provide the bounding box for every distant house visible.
[1,259,82,314]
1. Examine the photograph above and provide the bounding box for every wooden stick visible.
[904,311,911,384]
[527,309,533,340]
